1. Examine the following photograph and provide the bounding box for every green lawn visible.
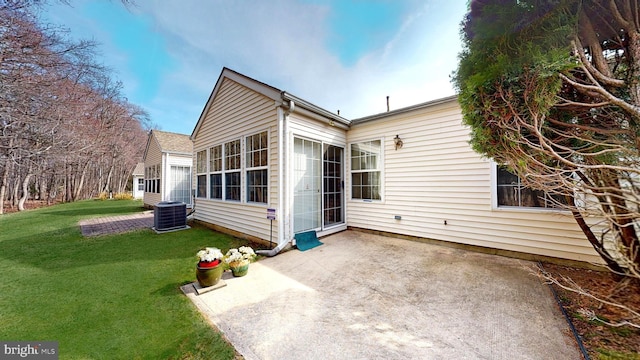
[0,200,242,359]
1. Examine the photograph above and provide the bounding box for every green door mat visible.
[294,230,323,251]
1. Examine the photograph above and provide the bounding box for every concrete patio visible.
[182,230,581,360]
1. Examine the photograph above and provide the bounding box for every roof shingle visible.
[152,130,192,154]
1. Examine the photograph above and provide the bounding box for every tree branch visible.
[559,73,640,117]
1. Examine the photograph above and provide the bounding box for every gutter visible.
[257,99,292,257]
[281,92,350,129]
[351,95,458,125]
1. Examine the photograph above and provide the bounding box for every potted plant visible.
[195,247,224,287]
[224,246,256,277]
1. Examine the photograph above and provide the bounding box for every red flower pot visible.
[198,259,221,268]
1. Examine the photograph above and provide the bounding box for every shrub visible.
[96,192,133,200]
[114,192,133,200]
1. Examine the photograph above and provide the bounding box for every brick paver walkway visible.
[79,212,154,236]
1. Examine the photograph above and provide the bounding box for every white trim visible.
[289,133,348,234]
[245,130,270,205]
[317,224,347,238]
[163,152,169,201]
[195,149,208,199]
[277,106,288,246]
[322,143,346,230]
[208,144,223,200]
[348,137,385,203]
[223,137,242,202]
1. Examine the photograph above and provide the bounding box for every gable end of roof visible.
[149,130,192,154]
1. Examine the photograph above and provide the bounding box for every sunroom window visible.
[196,150,207,198]
[224,139,241,201]
[246,131,268,203]
[209,145,222,199]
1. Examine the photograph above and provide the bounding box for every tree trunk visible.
[17,173,33,211]
[0,171,7,215]
[570,209,625,274]
[47,173,58,205]
[103,163,114,193]
[12,178,20,208]
[38,174,47,201]
[73,162,89,200]
[0,138,15,215]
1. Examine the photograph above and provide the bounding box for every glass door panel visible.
[169,165,192,205]
[293,137,321,233]
[323,145,344,227]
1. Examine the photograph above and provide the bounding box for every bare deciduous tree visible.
[1,1,149,213]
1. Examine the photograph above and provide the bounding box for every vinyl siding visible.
[288,114,347,145]
[166,155,192,167]
[143,137,162,207]
[346,100,601,263]
[192,78,279,242]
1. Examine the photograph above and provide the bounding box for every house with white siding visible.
[191,67,601,264]
[143,130,193,208]
[131,162,145,199]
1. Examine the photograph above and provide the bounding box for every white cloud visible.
[134,0,467,130]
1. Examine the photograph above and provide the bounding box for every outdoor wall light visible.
[394,134,403,150]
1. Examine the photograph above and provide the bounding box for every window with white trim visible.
[155,165,161,194]
[169,165,191,204]
[209,145,222,199]
[144,167,149,192]
[246,131,268,203]
[196,150,207,198]
[145,165,160,194]
[350,139,381,200]
[496,165,566,209]
[224,139,241,201]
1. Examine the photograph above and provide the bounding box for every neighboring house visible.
[143,130,193,208]
[132,162,145,199]
[191,67,601,264]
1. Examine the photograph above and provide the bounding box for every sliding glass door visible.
[292,137,344,234]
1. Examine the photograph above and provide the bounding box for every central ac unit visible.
[154,201,187,232]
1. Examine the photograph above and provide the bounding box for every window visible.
[224,140,241,201]
[137,178,144,191]
[146,165,161,194]
[246,131,268,203]
[199,131,268,203]
[169,166,191,204]
[209,145,222,199]
[350,140,381,200]
[144,167,149,192]
[196,150,207,198]
[496,165,565,209]
[155,165,161,194]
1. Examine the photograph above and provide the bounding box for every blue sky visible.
[43,1,468,134]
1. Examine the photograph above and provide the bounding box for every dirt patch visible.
[542,263,640,359]
[2,199,59,214]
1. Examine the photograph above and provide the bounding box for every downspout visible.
[257,99,294,257]
[163,152,169,201]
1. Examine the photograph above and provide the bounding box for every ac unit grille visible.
[154,201,187,231]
